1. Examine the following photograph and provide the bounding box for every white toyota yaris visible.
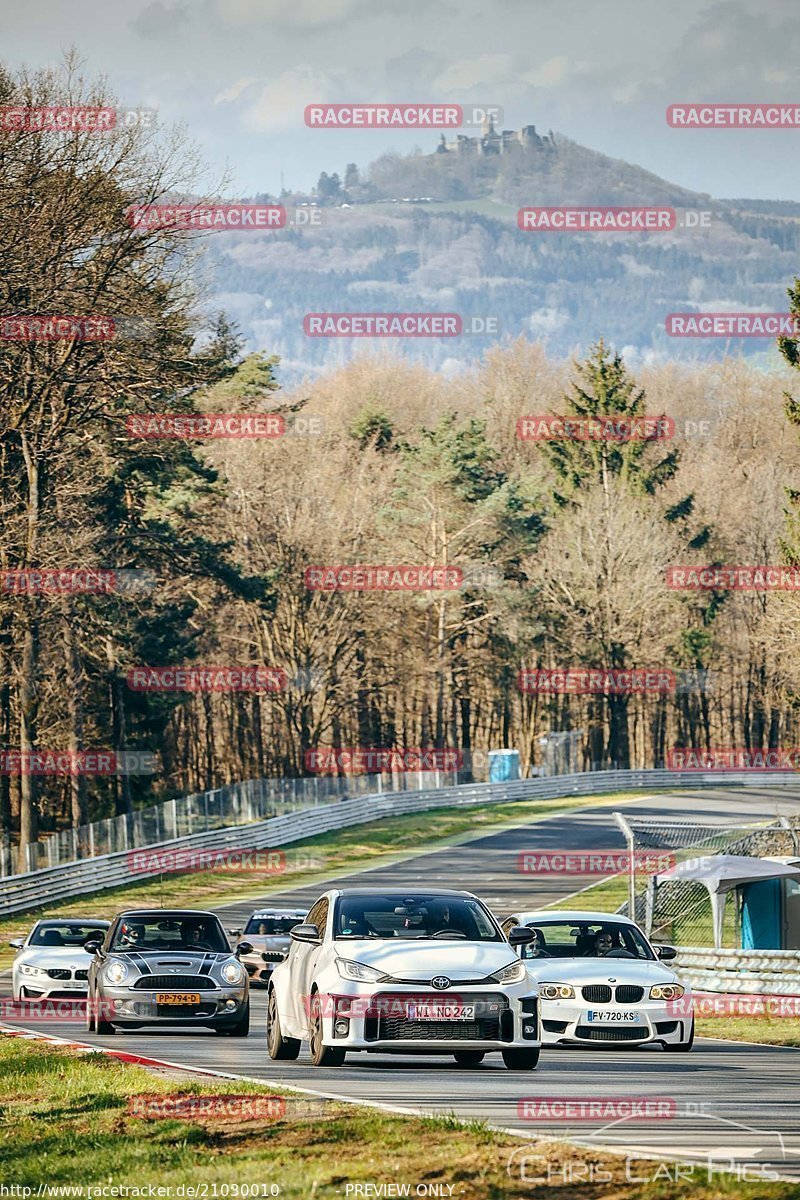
[501,910,693,1052]
[267,888,541,1069]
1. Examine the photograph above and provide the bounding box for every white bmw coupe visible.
[501,910,693,1052]
[267,888,541,1069]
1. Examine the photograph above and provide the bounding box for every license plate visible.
[586,1010,640,1023]
[156,993,201,1005]
[63,982,83,989]
[407,1004,475,1020]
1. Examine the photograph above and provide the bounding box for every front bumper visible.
[312,985,540,1052]
[14,974,88,1000]
[97,984,248,1025]
[539,996,693,1046]
[242,956,279,986]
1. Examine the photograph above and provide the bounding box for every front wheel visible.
[502,1047,540,1070]
[309,993,346,1067]
[453,1051,485,1066]
[226,1002,250,1037]
[664,1020,694,1053]
[95,993,115,1035]
[85,993,96,1033]
[267,989,300,1060]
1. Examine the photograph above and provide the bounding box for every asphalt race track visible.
[4,786,800,1182]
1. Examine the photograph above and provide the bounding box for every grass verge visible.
[0,1037,794,1199]
[0,791,643,970]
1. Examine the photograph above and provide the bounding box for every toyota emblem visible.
[431,976,451,990]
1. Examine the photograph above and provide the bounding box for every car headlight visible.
[20,964,45,977]
[335,958,386,983]
[650,983,685,1000]
[221,960,245,984]
[540,983,576,1000]
[491,960,528,984]
[105,960,129,985]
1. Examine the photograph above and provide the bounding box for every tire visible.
[309,992,346,1067]
[665,1019,694,1053]
[267,989,300,1060]
[502,1047,540,1071]
[225,1002,250,1037]
[85,992,96,1033]
[453,1051,485,1066]
[95,992,115,1035]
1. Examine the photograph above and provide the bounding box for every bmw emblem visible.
[431,976,451,990]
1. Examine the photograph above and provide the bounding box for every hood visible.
[333,939,519,981]
[242,935,291,952]
[111,950,233,968]
[523,957,679,986]
[17,946,93,970]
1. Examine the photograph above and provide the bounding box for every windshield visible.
[519,920,655,961]
[110,916,229,954]
[333,894,503,942]
[244,916,303,936]
[30,922,108,948]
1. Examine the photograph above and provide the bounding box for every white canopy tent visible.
[646,855,800,949]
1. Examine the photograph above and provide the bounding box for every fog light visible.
[333,1018,350,1038]
[113,999,124,1010]
[225,999,237,1011]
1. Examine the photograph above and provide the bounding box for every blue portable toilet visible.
[741,879,783,949]
[488,749,520,782]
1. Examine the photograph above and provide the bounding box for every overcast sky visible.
[3,0,799,200]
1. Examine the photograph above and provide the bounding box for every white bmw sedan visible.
[11,918,110,1001]
[267,888,541,1069]
[501,910,693,1052]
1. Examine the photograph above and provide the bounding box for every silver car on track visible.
[85,908,252,1035]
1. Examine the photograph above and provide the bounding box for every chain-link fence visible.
[1,767,467,876]
[615,813,800,948]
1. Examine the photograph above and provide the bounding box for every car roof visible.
[511,910,638,926]
[329,888,481,899]
[114,909,220,920]
[249,909,306,917]
[34,917,110,925]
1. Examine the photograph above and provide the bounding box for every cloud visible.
[239,66,338,133]
[524,55,570,89]
[214,77,258,105]
[212,0,365,29]
[433,54,514,92]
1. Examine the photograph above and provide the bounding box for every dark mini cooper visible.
[85,909,251,1036]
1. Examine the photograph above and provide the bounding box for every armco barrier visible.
[674,947,800,995]
[1,768,799,917]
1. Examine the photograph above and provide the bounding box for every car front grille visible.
[615,985,644,1003]
[575,1024,648,1041]
[580,984,645,1004]
[132,1002,218,1018]
[132,974,217,991]
[581,985,612,1003]
[364,992,509,1043]
[46,969,71,980]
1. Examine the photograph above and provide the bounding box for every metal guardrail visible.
[2,767,800,920]
[674,947,800,995]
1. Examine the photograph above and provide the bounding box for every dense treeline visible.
[3,63,800,868]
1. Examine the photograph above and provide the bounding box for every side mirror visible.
[227,929,242,937]
[261,950,286,963]
[290,923,321,944]
[9,938,24,949]
[656,944,677,961]
[235,941,254,956]
[507,926,535,947]
[83,940,102,954]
